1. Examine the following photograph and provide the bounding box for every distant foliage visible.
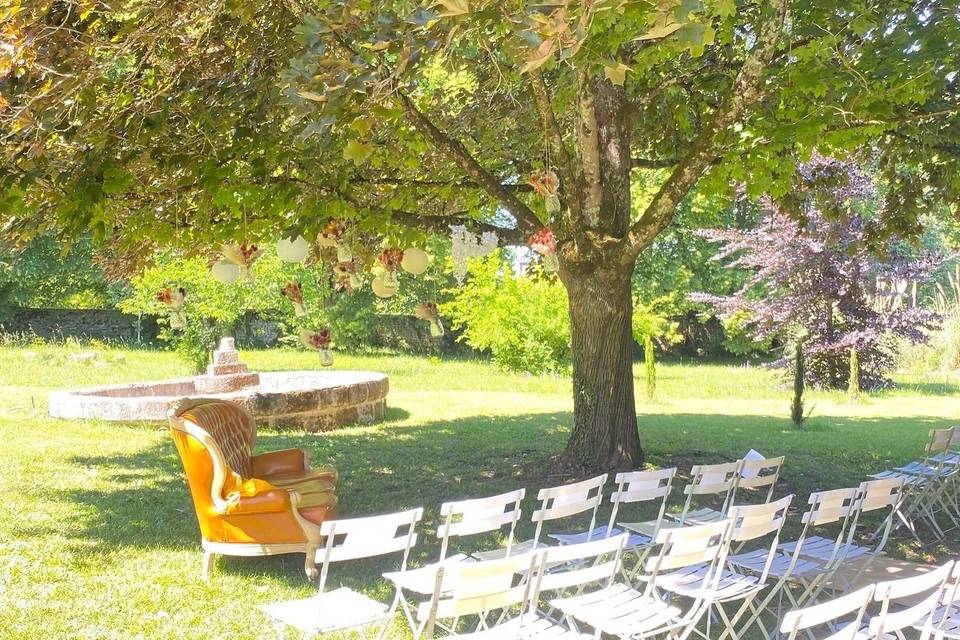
[692,155,939,390]
[442,251,570,375]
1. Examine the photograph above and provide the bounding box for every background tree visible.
[3,1,958,469]
[692,155,939,390]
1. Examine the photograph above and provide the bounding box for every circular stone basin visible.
[48,370,389,431]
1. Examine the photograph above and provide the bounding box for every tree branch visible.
[397,91,542,236]
[349,176,532,192]
[627,0,790,253]
[631,157,679,169]
[386,210,526,244]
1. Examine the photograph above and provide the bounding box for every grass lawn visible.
[1,344,958,639]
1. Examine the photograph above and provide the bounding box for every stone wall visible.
[0,308,159,344]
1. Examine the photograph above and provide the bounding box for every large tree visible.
[2,1,958,470]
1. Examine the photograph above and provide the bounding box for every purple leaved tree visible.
[691,155,938,390]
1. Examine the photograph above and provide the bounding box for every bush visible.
[442,251,570,374]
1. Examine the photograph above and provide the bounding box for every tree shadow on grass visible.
[56,410,958,578]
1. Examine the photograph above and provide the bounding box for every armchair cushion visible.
[251,448,308,478]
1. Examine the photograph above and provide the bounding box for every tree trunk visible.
[561,261,643,471]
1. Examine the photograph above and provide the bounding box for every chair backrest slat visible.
[856,477,903,514]
[536,534,627,593]
[870,560,955,638]
[645,520,731,573]
[532,474,607,523]
[318,508,423,563]
[737,455,785,491]
[802,488,859,525]
[927,427,957,453]
[610,468,675,503]
[437,488,525,539]
[728,494,792,543]
[417,552,538,622]
[779,585,875,640]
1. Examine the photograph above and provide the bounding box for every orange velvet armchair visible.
[168,398,338,579]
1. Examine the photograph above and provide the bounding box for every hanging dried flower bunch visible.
[450,225,499,283]
[222,243,262,284]
[528,169,561,214]
[333,260,362,292]
[300,328,334,367]
[280,281,307,317]
[318,219,353,262]
[157,287,187,329]
[377,247,404,286]
[528,227,559,272]
[414,301,445,337]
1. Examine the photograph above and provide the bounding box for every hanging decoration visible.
[222,243,262,284]
[280,281,307,317]
[450,225,499,283]
[528,228,559,272]
[300,328,334,367]
[210,259,240,284]
[401,247,429,275]
[157,287,187,330]
[333,261,362,292]
[371,275,398,298]
[528,169,561,215]
[277,235,310,263]
[318,219,353,262]
[414,301,444,337]
[377,247,404,288]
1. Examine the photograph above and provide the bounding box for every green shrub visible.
[442,252,570,374]
[721,310,773,358]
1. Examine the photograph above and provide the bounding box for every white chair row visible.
[870,427,960,541]
[781,559,960,640]
[259,472,910,640]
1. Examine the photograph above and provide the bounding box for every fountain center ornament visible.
[193,337,261,393]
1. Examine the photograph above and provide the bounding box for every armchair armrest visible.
[250,448,309,478]
[223,489,292,516]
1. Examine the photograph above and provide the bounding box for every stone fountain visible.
[48,337,388,431]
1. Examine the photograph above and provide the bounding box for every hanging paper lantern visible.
[371,276,398,298]
[401,248,429,275]
[280,281,307,317]
[414,301,444,337]
[222,243,263,284]
[210,260,240,284]
[277,235,309,263]
[157,287,187,330]
[300,328,334,367]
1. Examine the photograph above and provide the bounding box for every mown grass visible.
[0,344,957,639]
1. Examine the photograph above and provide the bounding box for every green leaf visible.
[432,0,469,17]
[714,0,736,19]
[603,62,631,86]
[342,140,374,165]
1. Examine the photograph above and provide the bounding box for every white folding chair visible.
[384,489,525,631]
[261,507,423,639]
[551,468,676,581]
[728,487,862,632]
[779,585,875,640]
[659,494,793,640]
[473,475,607,561]
[918,560,960,639]
[415,549,592,640]
[872,428,960,540]
[870,560,955,640]
[664,461,743,527]
[549,520,734,640]
[804,477,905,596]
[684,456,785,527]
